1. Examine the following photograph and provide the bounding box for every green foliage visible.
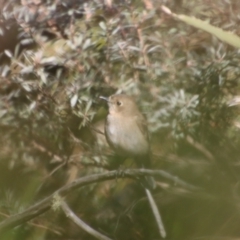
[1,0,240,239]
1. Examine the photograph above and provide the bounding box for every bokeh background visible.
[1,0,240,239]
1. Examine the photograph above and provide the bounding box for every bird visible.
[100,94,150,169]
[100,93,166,238]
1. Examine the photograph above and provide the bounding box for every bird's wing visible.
[135,114,149,143]
[134,113,152,168]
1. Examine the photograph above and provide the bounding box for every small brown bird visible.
[100,94,150,168]
[100,93,166,238]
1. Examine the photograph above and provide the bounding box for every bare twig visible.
[0,169,200,233]
[61,200,112,240]
[145,189,166,238]
[31,140,63,163]
[186,135,215,162]
[88,124,105,135]
[0,211,61,235]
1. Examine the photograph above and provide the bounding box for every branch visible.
[0,169,200,233]
[145,189,166,238]
[61,200,112,240]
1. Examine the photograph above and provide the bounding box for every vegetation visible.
[1,0,240,239]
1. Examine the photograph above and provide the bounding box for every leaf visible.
[128,46,140,51]
[147,45,161,53]
[4,50,12,58]
[161,5,240,48]
[0,109,7,118]
[71,94,78,108]
[0,27,4,36]
[83,39,91,50]
[85,100,92,113]
[1,65,10,77]
[99,21,106,31]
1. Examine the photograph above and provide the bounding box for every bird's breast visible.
[105,115,149,156]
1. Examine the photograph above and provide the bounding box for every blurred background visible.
[1,0,240,239]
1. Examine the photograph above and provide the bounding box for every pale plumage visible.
[103,94,150,165]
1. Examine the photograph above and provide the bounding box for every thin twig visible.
[186,135,215,162]
[61,200,112,240]
[145,189,166,238]
[0,169,200,233]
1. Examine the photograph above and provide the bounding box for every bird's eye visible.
[116,101,122,106]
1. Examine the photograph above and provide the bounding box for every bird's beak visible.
[99,96,109,102]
